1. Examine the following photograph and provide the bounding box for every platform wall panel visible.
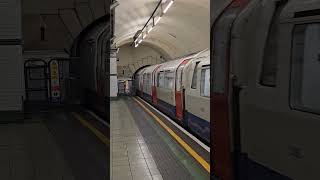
[110,76,118,97]
[0,45,23,111]
[0,0,21,39]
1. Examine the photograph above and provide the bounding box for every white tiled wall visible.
[110,57,118,97]
[0,0,23,111]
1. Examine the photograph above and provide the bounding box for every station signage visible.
[50,60,60,103]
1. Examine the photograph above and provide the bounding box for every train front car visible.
[140,65,160,104]
[211,0,320,180]
[135,68,147,97]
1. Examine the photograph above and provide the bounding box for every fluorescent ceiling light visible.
[143,33,147,39]
[135,43,139,47]
[148,26,153,33]
[155,16,161,25]
[110,1,119,10]
[138,39,142,43]
[110,36,116,41]
[138,33,142,38]
[163,0,173,14]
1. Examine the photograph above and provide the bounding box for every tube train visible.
[69,19,110,120]
[134,49,210,144]
[211,0,320,180]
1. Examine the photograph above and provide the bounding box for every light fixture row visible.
[134,0,174,48]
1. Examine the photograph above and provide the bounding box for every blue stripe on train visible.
[153,97,210,144]
[156,98,176,119]
[142,92,152,103]
[185,111,210,143]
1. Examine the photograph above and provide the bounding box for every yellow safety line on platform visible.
[133,97,210,173]
[71,112,110,146]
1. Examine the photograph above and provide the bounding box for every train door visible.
[211,0,249,180]
[142,73,147,97]
[175,60,189,121]
[135,74,139,94]
[139,72,144,96]
[152,65,161,105]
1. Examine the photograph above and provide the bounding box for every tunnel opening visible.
[132,65,152,79]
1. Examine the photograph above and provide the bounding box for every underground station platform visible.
[111,97,210,180]
[0,106,110,180]
[0,97,209,180]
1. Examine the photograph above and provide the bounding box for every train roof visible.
[157,49,210,72]
[135,66,147,76]
[157,59,185,72]
[136,49,210,75]
[142,64,160,74]
[189,49,210,66]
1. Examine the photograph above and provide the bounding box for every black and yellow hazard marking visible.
[71,112,110,146]
[133,97,210,173]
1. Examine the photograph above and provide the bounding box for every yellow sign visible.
[50,60,60,102]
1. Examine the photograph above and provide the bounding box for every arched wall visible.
[117,44,167,78]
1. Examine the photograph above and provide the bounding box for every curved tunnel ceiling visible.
[114,0,210,59]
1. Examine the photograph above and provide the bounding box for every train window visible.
[191,62,200,89]
[135,74,139,89]
[158,72,164,87]
[291,24,320,114]
[147,73,151,93]
[201,67,210,97]
[143,73,147,91]
[260,23,278,86]
[164,71,174,89]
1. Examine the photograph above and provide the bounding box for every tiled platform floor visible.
[0,117,74,180]
[111,97,209,180]
[111,99,163,180]
[0,110,109,180]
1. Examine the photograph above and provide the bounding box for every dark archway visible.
[132,64,151,79]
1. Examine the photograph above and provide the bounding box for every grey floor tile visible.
[112,159,130,167]
[129,156,146,164]
[0,122,76,180]
[132,175,152,180]
[152,174,164,180]
[149,167,161,176]
[128,152,144,159]
[130,159,148,167]
[111,99,163,180]
[113,173,133,180]
[112,165,131,176]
